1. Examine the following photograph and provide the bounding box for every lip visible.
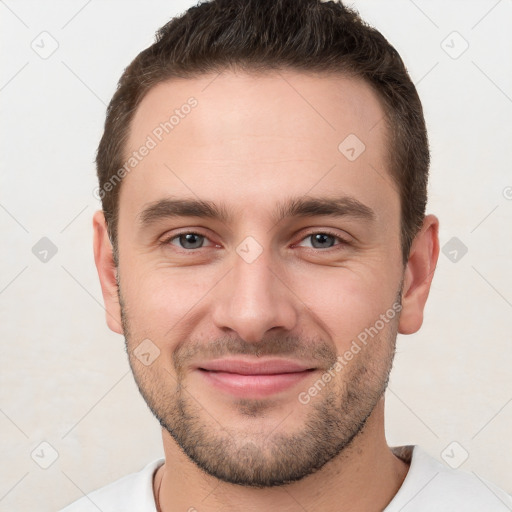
[198,358,314,374]
[195,358,317,398]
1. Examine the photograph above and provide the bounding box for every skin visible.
[93,69,439,511]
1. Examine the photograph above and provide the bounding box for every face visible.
[94,70,436,487]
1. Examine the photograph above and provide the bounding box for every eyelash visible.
[160,229,350,252]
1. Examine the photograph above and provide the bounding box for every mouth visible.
[195,358,317,399]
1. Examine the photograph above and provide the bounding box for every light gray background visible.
[1,1,511,510]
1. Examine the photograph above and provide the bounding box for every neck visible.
[153,399,409,512]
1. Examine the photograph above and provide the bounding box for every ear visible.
[398,214,440,335]
[92,210,123,334]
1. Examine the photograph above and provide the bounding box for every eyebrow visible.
[137,194,376,228]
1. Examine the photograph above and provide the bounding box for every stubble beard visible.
[119,283,400,488]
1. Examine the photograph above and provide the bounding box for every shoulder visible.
[58,458,164,512]
[387,445,512,512]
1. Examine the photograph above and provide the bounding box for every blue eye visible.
[297,231,347,250]
[161,230,348,252]
[169,232,209,250]
[308,233,336,249]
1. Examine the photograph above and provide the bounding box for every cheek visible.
[119,262,218,337]
[289,264,398,347]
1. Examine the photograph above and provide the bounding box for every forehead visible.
[127,69,387,156]
[120,69,396,226]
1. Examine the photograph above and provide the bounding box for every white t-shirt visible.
[59,445,512,511]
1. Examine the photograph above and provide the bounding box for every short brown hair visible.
[96,0,429,265]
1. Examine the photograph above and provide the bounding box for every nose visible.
[211,244,299,343]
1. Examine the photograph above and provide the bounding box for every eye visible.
[295,231,349,250]
[164,232,215,250]
[160,230,349,252]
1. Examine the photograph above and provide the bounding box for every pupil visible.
[182,233,202,249]
[313,233,333,248]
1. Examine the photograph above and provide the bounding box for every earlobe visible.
[398,214,440,335]
[92,210,124,334]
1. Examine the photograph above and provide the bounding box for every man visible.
[61,0,512,510]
